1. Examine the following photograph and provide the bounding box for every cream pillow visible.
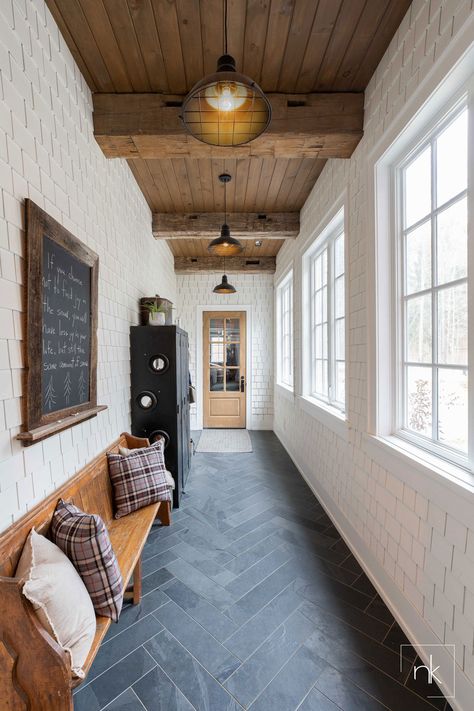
[16,528,96,678]
[119,445,175,489]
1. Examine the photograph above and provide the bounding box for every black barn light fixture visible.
[208,173,243,256]
[213,255,237,294]
[181,0,271,146]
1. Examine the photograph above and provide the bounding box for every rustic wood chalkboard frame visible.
[19,200,105,444]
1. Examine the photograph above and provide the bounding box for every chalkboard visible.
[42,236,91,413]
[21,200,102,442]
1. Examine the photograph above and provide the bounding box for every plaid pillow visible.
[51,500,123,622]
[107,438,172,519]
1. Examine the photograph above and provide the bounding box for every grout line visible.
[221,578,301,645]
[149,628,246,709]
[101,609,167,648]
[150,606,243,664]
[81,630,166,689]
[101,678,152,711]
[128,687,148,711]
[137,660,200,711]
[294,678,346,711]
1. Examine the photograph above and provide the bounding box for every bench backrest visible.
[0,432,145,577]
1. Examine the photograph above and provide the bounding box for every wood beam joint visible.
[174,257,276,274]
[93,92,364,159]
[153,212,299,239]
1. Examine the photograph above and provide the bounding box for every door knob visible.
[240,375,245,393]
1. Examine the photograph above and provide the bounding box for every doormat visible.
[196,429,252,453]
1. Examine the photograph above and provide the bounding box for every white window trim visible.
[368,43,474,488]
[276,267,294,392]
[301,202,348,433]
[395,100,469,469]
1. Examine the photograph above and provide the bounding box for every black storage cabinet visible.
[130,325,191,508]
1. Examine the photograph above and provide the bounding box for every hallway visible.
[73,433,450,711]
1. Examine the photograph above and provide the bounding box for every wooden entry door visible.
[203,311,246,428]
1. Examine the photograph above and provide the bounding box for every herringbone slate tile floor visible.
[74,432,452,711]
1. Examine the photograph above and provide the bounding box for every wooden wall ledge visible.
[17,406,108,445]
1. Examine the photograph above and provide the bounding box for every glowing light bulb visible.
[205,82,247,111]
[218,86,234,111]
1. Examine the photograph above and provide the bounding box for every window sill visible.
[363,433,474,500]
[275,382,295,402]
[298,395,348,438]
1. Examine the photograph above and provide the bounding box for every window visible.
[276,270,293,389]
[397,101,469,465]
[304,209,345,411]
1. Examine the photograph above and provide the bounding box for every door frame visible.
[195,304,253,430]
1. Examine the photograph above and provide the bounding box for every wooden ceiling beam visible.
[93,92,363,160]
[174,256,276,274]
[153,212,299,239]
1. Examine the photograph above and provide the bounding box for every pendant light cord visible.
[224,170,227,225]
[224,0,228,54]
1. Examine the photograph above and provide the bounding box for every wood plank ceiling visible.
[47,0,411,262]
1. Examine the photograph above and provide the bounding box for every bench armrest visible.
[121,432,150,449]
[0,576,73,711]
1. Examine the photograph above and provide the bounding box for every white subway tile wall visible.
[176,273,274,430]
[0,0,176,531]
[274,0,474,697]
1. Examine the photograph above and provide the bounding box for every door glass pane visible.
[406,295,431,362]
[437,198,467,285]
[406,365,432,437]
[406,220,431,295]
[226,343,240,366]
[437,284,467,365]
[404,146,431,228]
[210,368,224,391]
[436,109,468,207]
[226,369,240,391]
[438,368,468,451]
[210,319,224,339]
[226,318,240,341]
[210,342,224,366]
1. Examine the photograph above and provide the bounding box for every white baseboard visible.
[274,426,472,711]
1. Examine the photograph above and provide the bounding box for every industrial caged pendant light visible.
[180,0,271,146]
[208,173,243,256]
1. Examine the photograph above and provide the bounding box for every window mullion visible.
[431,136,439,443]
[468,85,474,470]
[328,241,334,404]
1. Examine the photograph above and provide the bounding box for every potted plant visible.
[144,301,167,326]
[139,296,173,325]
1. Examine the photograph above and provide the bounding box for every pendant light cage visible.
[181,1,271,146]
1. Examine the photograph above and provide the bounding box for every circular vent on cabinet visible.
[136,391,157,410]
[149,354,169,374]
[149,429,170,448]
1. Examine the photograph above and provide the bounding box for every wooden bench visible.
[0,432,171,711]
